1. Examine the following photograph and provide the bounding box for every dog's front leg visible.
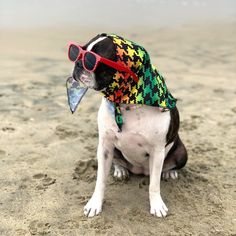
[149,147,168,217]
[84,139,113,217]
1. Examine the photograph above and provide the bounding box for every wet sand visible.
[0,22,235,235]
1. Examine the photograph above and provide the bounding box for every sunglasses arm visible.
[100,57,139,83]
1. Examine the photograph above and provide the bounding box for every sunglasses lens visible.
[69,45,80,61]
[84,52,96,71]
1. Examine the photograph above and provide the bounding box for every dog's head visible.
[67,33,147,113]
[72,34,117,91]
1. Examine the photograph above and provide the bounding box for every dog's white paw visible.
[84,196,103,217]
[162,170,178,180]
[150,195,168,217]
[113,164,129,180]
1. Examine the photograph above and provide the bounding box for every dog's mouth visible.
[80,74,89,84]
[76,74,89,88]
[74,71,96,89]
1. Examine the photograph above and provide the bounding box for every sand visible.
[0,22,235,235]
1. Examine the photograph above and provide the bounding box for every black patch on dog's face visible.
[73,34,117,91]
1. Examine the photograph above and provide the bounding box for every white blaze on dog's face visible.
[72,36,116,90]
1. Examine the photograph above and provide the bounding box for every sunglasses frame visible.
[68,41,138,82]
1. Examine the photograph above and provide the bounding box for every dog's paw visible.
[113,164,129,180]
[162,170,178,180]
[84,196,103,217]
[150,194,168,217]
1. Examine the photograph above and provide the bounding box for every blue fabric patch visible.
[105,99,115,118]
[66,76,88,113]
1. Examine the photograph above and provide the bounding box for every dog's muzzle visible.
[66,76,88,113]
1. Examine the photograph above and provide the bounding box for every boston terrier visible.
[67,33,188,218]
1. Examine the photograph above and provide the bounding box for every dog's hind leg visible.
[113,164,130,180]
[162,135,188,180]
[112,148,130,180]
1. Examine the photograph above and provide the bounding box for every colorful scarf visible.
[66,33,177,131]
[101,34,177,130]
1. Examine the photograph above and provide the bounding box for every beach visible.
[0,6,236,235]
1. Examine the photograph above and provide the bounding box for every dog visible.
[68,33,188,218]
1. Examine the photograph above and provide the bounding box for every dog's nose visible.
[75,60,83,68]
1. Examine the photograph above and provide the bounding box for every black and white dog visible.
[72,34,188,218]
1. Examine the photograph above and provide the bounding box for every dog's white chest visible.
[98,98,170,170]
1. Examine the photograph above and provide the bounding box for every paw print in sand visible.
[29,220,51,235]
[33,173,56,190]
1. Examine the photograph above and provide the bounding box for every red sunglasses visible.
[67,41,138,83]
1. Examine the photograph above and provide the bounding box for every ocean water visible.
[0,0,235,29]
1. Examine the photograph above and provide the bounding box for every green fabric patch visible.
[101,34,177,131]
